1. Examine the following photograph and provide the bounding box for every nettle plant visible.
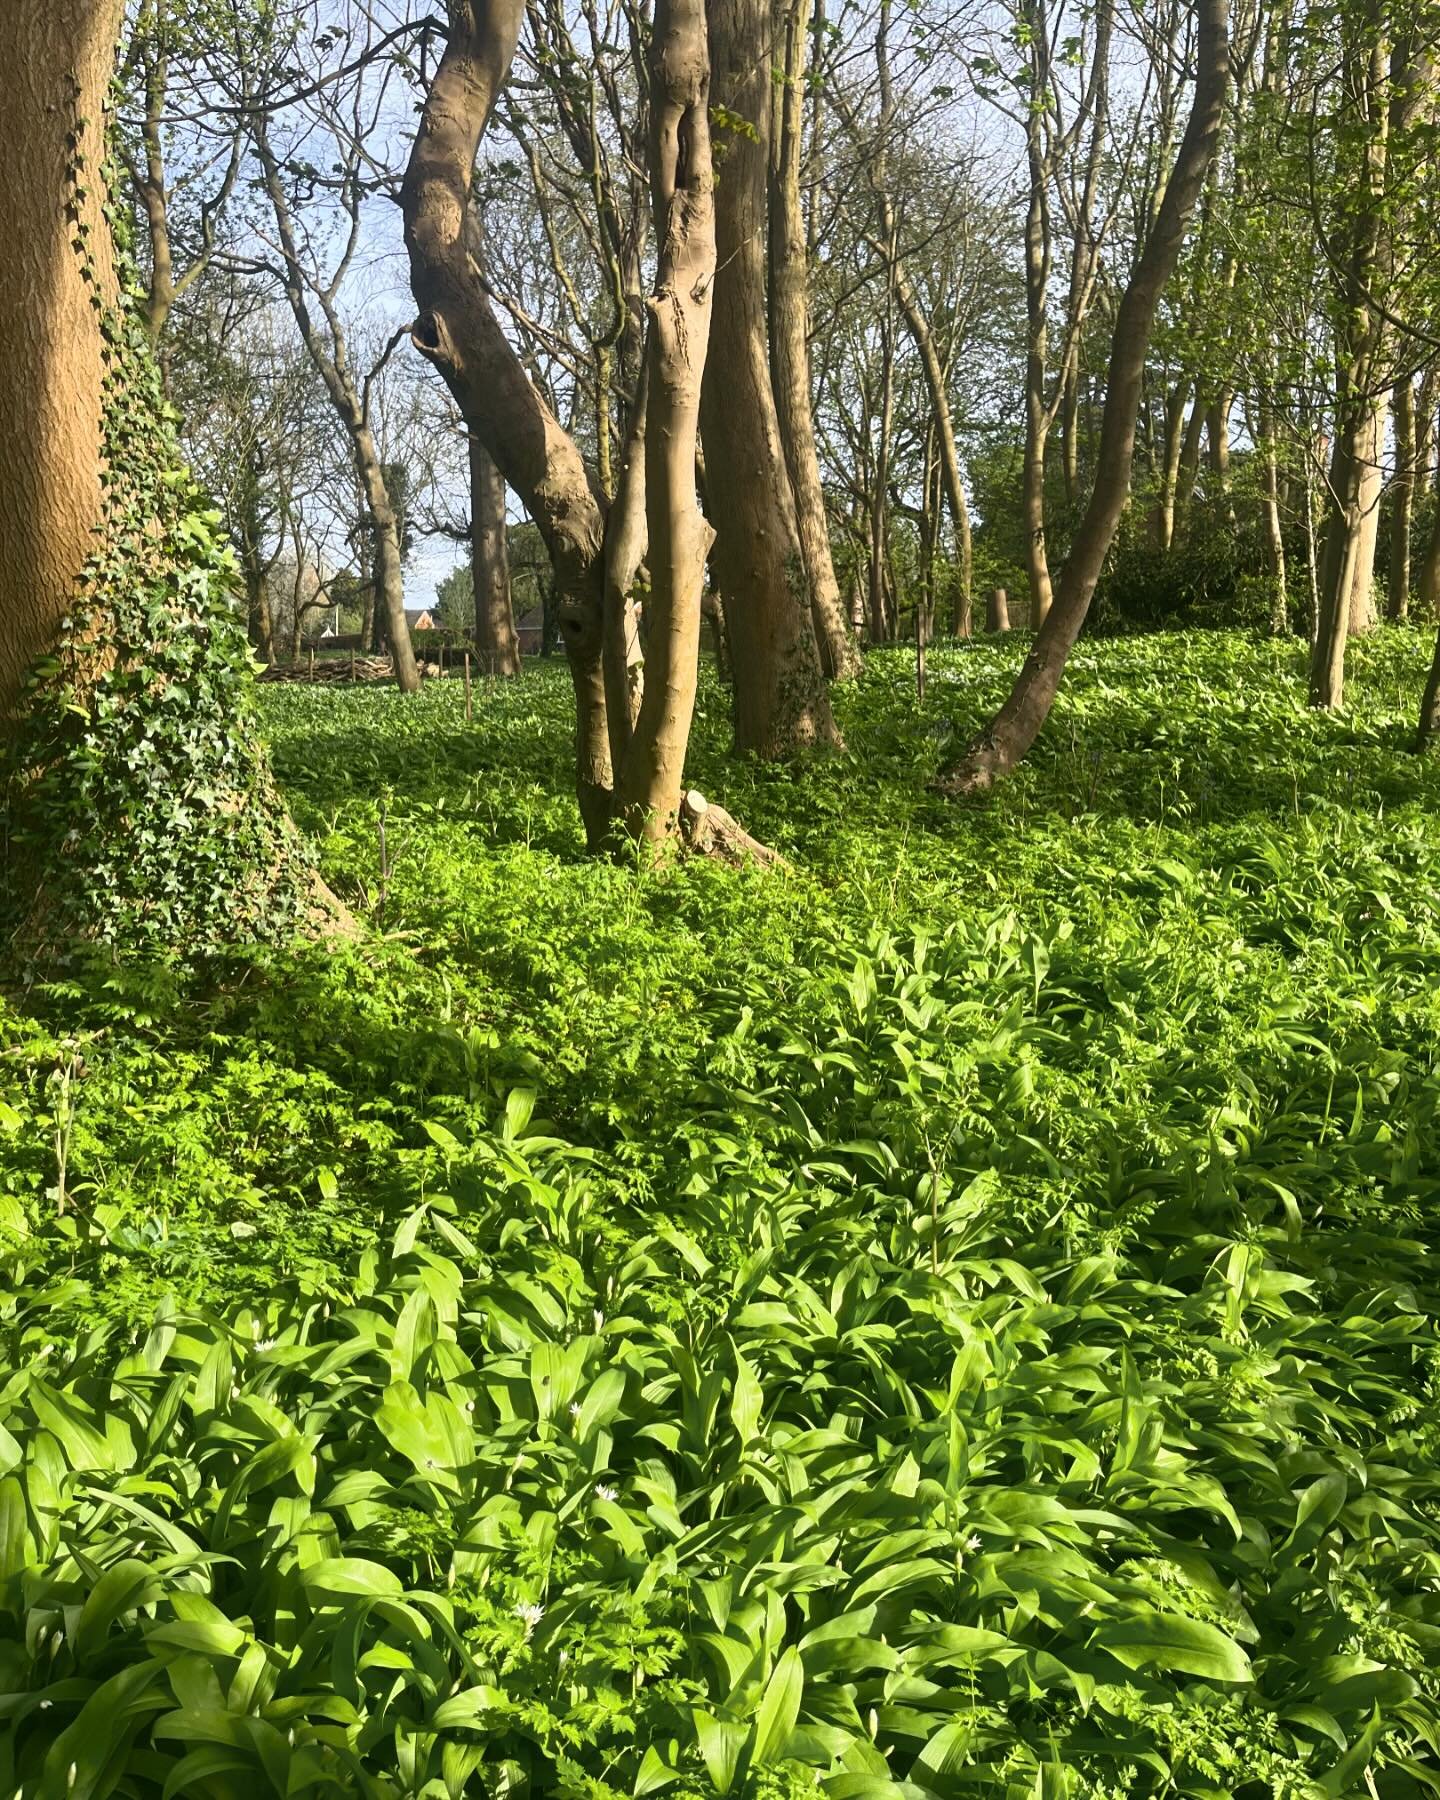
[0,119,313,967]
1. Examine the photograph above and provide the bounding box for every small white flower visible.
[595,1484,618,1503]
[593,1309,604,1331]
[965,1533,982,1553]
[255,1338,276,1353]
[514,1601,545,1635]
[568,1401,582,1420]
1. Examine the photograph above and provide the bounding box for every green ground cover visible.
[3,631,1440,1798]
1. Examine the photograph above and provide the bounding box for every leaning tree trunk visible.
[937,0,1229,794]
[769,0,858,681]
[701,0,839,756]
[470,436,521,676]
[403,0,613,845]
[0,0,125,726]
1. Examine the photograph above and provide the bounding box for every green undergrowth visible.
[4,630,1440,1797]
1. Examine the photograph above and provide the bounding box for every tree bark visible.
[601,365,649,768]
[1348,393,1386,635]
[402,0,612,843]
[614,0,717,842]
[938,0,1229,793]
[769,0,858,680]
[470,436,521,676]
[701,0,838,755]
[1388,374,1414,619]
[1417,482,1440,618]
[0,0,125,728]
[1257,392,1288,631]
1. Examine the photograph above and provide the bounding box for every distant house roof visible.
[405,608,435,630]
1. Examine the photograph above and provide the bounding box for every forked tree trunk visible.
[402,0,612,843]
[470,437,521,676]
[937,0,1229,794]
[701,0,839,755]
[0,0,125,727]
[769,0,858,680]
[614,0,716,841]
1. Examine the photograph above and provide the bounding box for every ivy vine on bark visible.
[0,104,316,966]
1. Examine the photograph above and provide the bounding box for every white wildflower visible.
[595,1484,618,1503]
[514,1601,545,1636]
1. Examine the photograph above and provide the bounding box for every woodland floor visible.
[4,630,1440,1797]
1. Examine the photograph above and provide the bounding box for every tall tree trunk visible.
[870,290,896,644]
[615,0,716,841]
[1389,374,1415,619]
[402,0,613,843]
[1417,479,1440,618]
[1309,20,1391,708]
[0,0,125,726]
[1348,393,1386,634]
[470,436,521,675]
[601,365,649,766]
[1257,391,1288,632]
[769,0,858,679]
[1151,378,1190,549]
[702,0,838,755]
[1021,90,1054,628]
[1173,396,1207,540]
[938,0,1229,794]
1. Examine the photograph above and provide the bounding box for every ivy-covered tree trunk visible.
[0,1,333,957]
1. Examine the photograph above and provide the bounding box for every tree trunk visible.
[1417,482,1440,618]
[0,0,124,727]
[470,436,521,676]
[1151,378,1190,549]
[1388,374,1414,618]
[1257,393,1288,631]
[1309,22,1391,707]
[402,0,613,843]
[1021,104,1054,629]
[1416,612,1440,748]
[701,0,838,755]
[1348,394,1386,635]
[937,0,1229,794]
[602,364,649,767]
[614,0,716,841]
[0,1,341,949]
[769,0,857,680]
